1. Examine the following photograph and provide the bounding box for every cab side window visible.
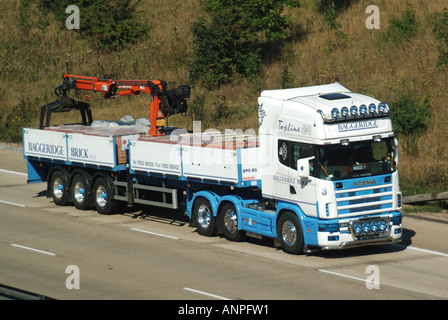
[278,140,315,175]
[291,143,313,170]
[278,140,290,167]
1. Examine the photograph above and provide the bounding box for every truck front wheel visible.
[193,198,216,236]
[277,212,304,254]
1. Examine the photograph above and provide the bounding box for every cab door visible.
[280,140,317,217]
[272,139,292,199]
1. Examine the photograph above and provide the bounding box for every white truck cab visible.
[258,83,402,251]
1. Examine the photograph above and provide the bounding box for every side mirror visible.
[393,138,399,166]
[297,157,314,179]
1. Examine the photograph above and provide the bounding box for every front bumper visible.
[315,215,402,250]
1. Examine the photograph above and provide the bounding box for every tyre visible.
[220,203,245,242]
[70,173,91,210]
[277,211,304,254]
[92,177,119,215]
[49,169,70,206]
[193,197,216,236]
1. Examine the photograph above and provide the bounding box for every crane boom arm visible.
[54,74,191,136]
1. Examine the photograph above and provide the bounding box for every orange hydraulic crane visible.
[40,74,191,136]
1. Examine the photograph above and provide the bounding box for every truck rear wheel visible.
[220,203,245,242]
[70,173,91,210]
[277,212,304,254]
[49,169,70,206]
[193,198,216,236]
[92,177,119,215]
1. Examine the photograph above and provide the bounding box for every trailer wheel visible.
[277,211,304,255]
[193,197,216,236]
[49,169,70,206]
[92,177,119,215]
[220,203,245,242]
[70,173,91,210]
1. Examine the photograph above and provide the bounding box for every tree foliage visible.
[40,0,150,51]
[390,93,430,137]
[383,5,418,44]
[433,8,448,69]
[190,0,301,89]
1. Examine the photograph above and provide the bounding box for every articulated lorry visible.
[23,75,402,254]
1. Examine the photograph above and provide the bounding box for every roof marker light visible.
[360,104,367,116]
[378,102,388,114]
[331,108,339,119]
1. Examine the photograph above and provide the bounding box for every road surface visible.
[0,145,447,301]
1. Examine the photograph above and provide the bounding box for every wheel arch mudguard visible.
[188,190,220,219]
[216,194,245,234]
[274,201,318,246]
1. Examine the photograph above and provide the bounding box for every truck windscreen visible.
[316,138,396,181]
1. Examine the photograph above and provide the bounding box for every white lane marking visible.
[130,228,179,240]
[0,200,26,207]
[394,244,448,258]
[0,169,27,176]
[318,269,379,287]
[11,244,56,256]
[183,287,231,300]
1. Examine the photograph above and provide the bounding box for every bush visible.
[0,98,39,143]
[389,93,430,137]
[383,5,418,44]
[433,8,448,69]
[190,0,301,89]
[279,66,295,89]
[39,0,150,51]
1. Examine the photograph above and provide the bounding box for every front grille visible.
[334,175,394,218]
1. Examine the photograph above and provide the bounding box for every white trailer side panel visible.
[182,146,238,183]
[240,147,261,182]
[67,133,116,167]
[23,128,67,161]
[130,140,182,176]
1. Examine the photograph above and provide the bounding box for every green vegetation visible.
[39,0,150,51]
[0,97,39,142]
[382,4,418,44]
[433,8,448,69]
[403,201,448,214]
[190,0,301,88]
[389,93,430,137]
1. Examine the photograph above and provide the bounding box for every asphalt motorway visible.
[1,146,448,301]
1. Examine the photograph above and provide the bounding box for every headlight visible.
[362,222,371,233]
[369,103,376,115]
[354,223,363,235]
[350,105,358,117]
[379,220,387,232]
[371,221,379,232]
